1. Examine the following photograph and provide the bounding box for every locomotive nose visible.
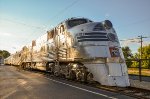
[93,20,113,31]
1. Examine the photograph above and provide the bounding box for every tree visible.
[131,44,150,68]
[138,44,150,68]
[131,53,139,68]
[0,50,10,58]
[122,46,133,67]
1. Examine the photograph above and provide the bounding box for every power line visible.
[0,0,81,53]
[0,0,81,32]
[0,17,45,30]
[0,0,81,30]
[45,0,81,27]
[117,17,150,29]
[120,35,150,49]
[120,35,150,42]
[22,0,81,49]
[0,17,46,52]
[29,0,81,41]
[137,35,150,59]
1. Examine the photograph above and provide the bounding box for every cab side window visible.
[47,29,54,40]
[60,25,65,33]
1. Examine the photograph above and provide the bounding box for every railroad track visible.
[129,74,150,82]
[19,68,150,99]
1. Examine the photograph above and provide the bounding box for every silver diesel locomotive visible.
[5,17,130,87]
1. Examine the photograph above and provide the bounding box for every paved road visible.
[0,65,134,99]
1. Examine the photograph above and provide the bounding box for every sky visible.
[0,0,150,54]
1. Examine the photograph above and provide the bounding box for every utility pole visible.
[120,35,149,81]
[137,35,148,81]
[139,35,142,59]
[138,35,148,59]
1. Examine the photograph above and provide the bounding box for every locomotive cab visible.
[65,18,130,87]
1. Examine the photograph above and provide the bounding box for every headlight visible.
[103,20,113,29]
[107,33,118,42]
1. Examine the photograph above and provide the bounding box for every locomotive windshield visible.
[67,19,87,28]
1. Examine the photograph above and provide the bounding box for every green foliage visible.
[122,44,150,68]
[122,46,133,67]
[122,46,133,59]
[132,53,139,68]
[0,50,10,59]
[132,44,150,69]
[139,44,150,68]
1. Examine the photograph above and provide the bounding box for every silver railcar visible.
[5,17,130,87]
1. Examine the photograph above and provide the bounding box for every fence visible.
[126,59,150,82]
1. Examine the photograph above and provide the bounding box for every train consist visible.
[4,17,130,87]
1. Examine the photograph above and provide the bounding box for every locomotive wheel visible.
[76,67,88,82]
[81,73,88,82]
[46,63,50,72]
[25,63,27,69]
[54,71,59,77]
[49,66,54,74]
[69,71,76,80]
[21,63,25,69]
[46,63,54,74]
[23,63,26,69]
[76,71,82,81]
[87,73,94,83]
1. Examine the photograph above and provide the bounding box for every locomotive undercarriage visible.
[20,61,94,83]
[46,62,94,82]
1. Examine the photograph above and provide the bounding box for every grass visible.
[128,68,150,76]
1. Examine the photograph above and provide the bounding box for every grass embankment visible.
[128,68,150,76]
